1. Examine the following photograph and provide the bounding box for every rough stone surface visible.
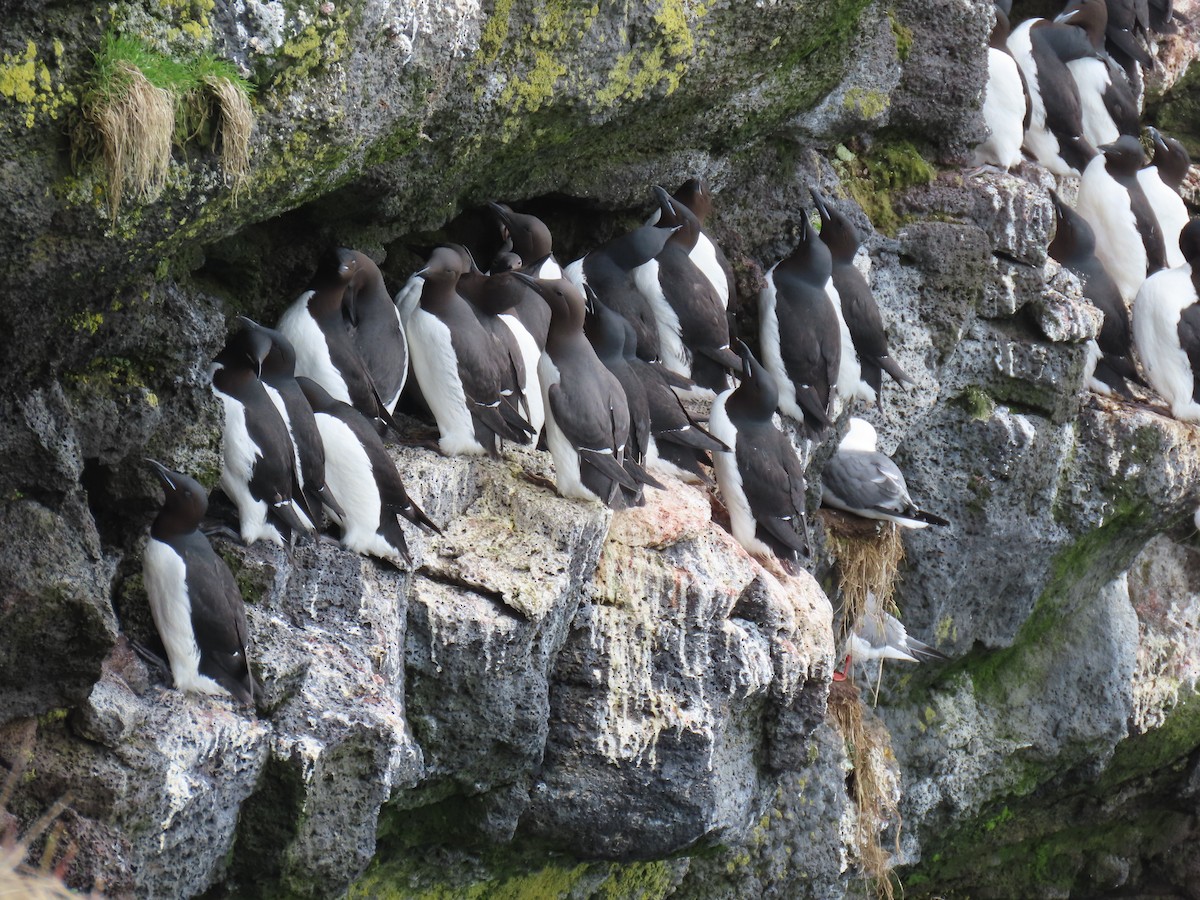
[2,1,1200,899]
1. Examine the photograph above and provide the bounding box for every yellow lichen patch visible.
[591,0,700,109]
[0,41,72,129]
[842,87,889,120]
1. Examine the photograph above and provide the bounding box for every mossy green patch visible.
[63,355,156,395]
[833,138,936,235]
[1098,691,1200,792]
[1147,63,1200,159]
[955,385,995,421]
[841,87,889,120]
[965,500,1149,706]
[350,795,678,899]
[888,11,914,62]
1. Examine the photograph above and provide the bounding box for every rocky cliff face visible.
[2,0,1200,898]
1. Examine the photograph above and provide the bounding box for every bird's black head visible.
[776,211,833,285]
[1100,135,1146,176]
[416,245,467,286]
[672,176,712,223]
[511,273,581,331]
[489,203,553,262]
[727,341,779,422]
[238,316,297,379]
[810,187,861,262]
[1056,0,1107,49]
[1179,219,1200,268]
[1047,189,1096,264]
[1148,127,1192,191]
[490,250,523,273]
[147,459,207,538]
[214,321,273,377]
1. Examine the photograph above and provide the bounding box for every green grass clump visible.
[77,31,255,217]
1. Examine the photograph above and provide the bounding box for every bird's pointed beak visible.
[809,187,830,222]
[145,458,177,492]
[735,339,753,380]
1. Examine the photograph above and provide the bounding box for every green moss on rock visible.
[833,137,936,234]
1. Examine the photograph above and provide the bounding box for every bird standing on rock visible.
[1047,190,1143,397]
[1133,219,1200,423]
[514,273,662,508]
[759,212,842,437]
[142,459,257,706]
[276,248,405,436]
[237,316,345,527]
[647,185,740,394]
[812,187,913,407]
[340,250,409,414]
[1076,134,1167,303]
[210,323,313,547]
[404,246,535,457]
[709,342,810,573]
[299,377,441,566]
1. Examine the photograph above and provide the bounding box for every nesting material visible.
[822,510,906,647]
[828,677,901,900]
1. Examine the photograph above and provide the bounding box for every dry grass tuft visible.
[77,32,255,218]
[206,74,253,185]
[87,62,174,218]
[828,678,901,900]
[0,732,88,899]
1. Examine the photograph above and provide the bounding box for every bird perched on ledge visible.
[143,459,256,706]
[821,418,949,529]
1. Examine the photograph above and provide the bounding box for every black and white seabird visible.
[340,250,408,414]
[237,316,345,525]
[1139,127,1191,269]
[210,324,313,547]
[514,273,662,508]
[812,188,913,407]
[143,459,256,705]
[974,1,1029,170]
[456,246,545,443]
[1056,0,1141,149]
[1076,134,1168,302]
[709,342,810,572]
[1047,190,1143,397]
[611,311,727,485]
[1007,17,1099,175]
[564,222,676,365]
[276,248,404,436]
[405,246,535,457]
[1101,0,1155,82]
[298,377,441,565]
[583,287,653,469]
[758,213,842,436]
[648,185,740,393]
[1133,219,1200,422]
[487,203,560,348]
[820,418,950,529]
[646,176,735,309]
